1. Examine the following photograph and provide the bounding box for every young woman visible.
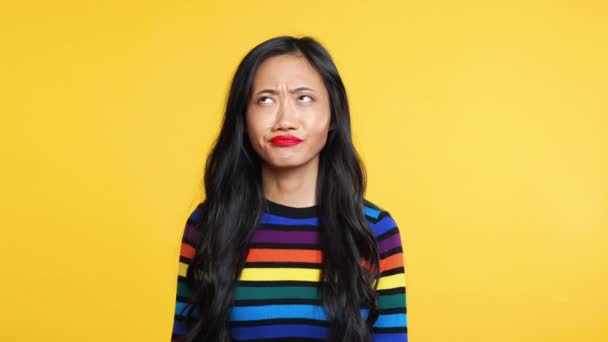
[171,35,407,342]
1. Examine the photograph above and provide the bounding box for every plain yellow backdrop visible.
[1,0,606,341]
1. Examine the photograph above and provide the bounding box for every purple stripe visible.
[252,229,319,244]
[172,319,187,337]
[231,324,329,340]
[184,224,200,244]
[379,233,401,253]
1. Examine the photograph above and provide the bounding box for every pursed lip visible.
[270,135,303,146]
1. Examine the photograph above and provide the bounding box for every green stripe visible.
[378,293,406,309]
[177,280,191,298]
[183,282,404,308]
[234,286,320,300]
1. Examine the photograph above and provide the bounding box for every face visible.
[246,53,332,171]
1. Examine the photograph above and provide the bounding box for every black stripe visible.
[181,237,199,247]
[250,243,322,250]
[380,246,403,259]
[363,198,383,211]
[264,199,318,218]
[379,307,407,314]
[380,267,405,277]
[377,287,405,295]
[233,298,323,306]
[244,262,322,269]
[237,280,322,287]
[229,317,330,327]
[258,224,319,231]
[375,211,392,222]
[233,339,326,342]
[179,256,193,263]
[176,295,191,303]
[376,227,399,241]
[231,300,406,313]
[372,326,408,333]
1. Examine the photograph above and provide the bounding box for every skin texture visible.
[245,53,332,208]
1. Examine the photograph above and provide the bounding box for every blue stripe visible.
[172,320,187,336]
[367,215,397,237]
[230,304,327,321]
[188,206,201,224]
[364,205,382,219]
[231,324,329,340]
[259,213,319,226]
[374,313,407,328]
[192,204,383,223]
[372,332,408,342]
[230,305,369,321]
[175,301,200,318]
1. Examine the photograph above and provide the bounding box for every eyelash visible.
[257,95,313,103]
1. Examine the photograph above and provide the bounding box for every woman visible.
[172,35,407,342]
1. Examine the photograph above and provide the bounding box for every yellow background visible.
[1,0,606,341]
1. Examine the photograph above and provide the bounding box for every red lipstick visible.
[270,135,303,147]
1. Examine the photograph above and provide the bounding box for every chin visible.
[264,158,307,170]
[269,162,304,169]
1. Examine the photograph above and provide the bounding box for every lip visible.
[270,135,303,147]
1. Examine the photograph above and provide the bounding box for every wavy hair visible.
[178,35,380,342]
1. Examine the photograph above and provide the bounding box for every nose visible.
[274,96,298,131]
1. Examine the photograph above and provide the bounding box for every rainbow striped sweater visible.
[172,199,408,341]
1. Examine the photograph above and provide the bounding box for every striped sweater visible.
[172,199,408,341]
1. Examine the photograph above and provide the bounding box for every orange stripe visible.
[247,248,323,263]
[380,253,404,272]
[360,253,404,273]
[180,243,195,259]
[360,259,375,273]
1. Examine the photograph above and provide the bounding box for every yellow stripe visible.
[181,265,404,288]
[240,267,321,281]
[377,272,406,290]
[178,262,189,277]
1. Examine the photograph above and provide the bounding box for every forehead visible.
[252,54,324,89]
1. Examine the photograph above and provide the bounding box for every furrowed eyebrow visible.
[255,87,315,95]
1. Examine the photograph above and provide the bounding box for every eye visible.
[299,95,313,102]
[257,96,273,104]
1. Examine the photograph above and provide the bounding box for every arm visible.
[371,211,408,342]
[171,205,203,341]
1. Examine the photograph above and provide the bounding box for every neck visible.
[261,158,319,208]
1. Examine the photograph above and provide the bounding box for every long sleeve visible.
[171,202,407,341]
[370,211,408,342]
[171,205,203,341]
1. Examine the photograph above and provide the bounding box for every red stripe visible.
[180,243,195,259]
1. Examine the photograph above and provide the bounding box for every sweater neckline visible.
[263,198,318,218]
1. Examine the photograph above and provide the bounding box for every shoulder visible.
[362,198,386,220]
[186,202,204,224]
[362,198,402,239]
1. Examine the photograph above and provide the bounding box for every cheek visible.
[306,112,331,135]
[245,118,267,150]
[304,121,331,151]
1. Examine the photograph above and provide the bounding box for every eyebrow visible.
[255,86,315,95]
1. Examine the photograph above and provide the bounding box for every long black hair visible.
[179,35,381,342]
